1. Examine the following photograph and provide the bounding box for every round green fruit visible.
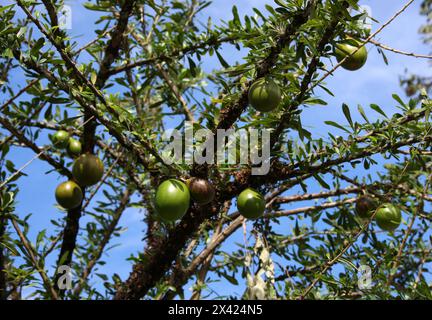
[55,180,83,210]
[72,153,104,186]
[355,196,377,219]
[155,179,190,222]
[67,138,82,157]
[187,178,215,205]
[51,130,70,149]
[334,39,367,71]
[248,78,281,112]
[237,188,265,220]
[375,203,401,232]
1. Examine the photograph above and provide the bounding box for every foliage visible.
[0,0,431,300]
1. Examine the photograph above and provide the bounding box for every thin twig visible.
[0,79,39,113]
[73,189,132,296]
[10,219,58,300]
[0,149,46,189]
[155,63,196,123]
[73,26,116,57]
[369,38,432,59]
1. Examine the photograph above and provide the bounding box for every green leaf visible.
[36,230,46,247]
[30,37,45,57]
[363,158,370,169]
[265,4,276,15]
[377,48,388,65]
[215,50,229,68]
[342,103,353,128]
[318,84,334,97]
[223,273,239,285]
[304,98,328,106]
[232,5,240,26]
[370,103,387,118]
[274,0,288,8]
[188,57,197,77]
[357,104,369,123]
[58,116,82,124]
[83,2,112,11]
[324,121,350,133]
[252,8,266,20]
[313,174,330,189]
[392,94,407,108]
[17,27,26,38]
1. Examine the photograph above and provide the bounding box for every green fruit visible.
[375,203,402,232]
[248,78,281,112]
[334,39,368,71]
[51,130,70,149]
[55,181,83,210]
[237,188,265,220]
[67,138,82,157]
[155,179,190,222]
[72,153,104,186]
[187,178,215,205]
[355,196,377,219]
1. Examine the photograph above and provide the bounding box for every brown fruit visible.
[187,178,215,205]
[355,196,377,219]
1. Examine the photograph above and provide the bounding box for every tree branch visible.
[216,1,317,131]
[73,189,132,297]
[0,116,72,183]
[369,38,432,59]
[10,219,58,299]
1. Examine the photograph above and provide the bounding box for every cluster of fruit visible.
[155,179,265,222]
[51,130,82,157]
[355,196,402,231]
[51,130,105,210]
[248,38,367,113]
[50,38,368,220]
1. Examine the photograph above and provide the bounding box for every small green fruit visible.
[51,130,70,149]
[375,203,401,232]
[155,179,190,222]
[72,153,104,186]
[67,138,82,157]
[237,188,265,220]
[187,178,215,205]
[248,78,281,112]
[334,39,368,71]
[55,181,83,210]
[355,196,377,219]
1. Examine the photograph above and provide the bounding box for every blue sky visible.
[2,0,431,299]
